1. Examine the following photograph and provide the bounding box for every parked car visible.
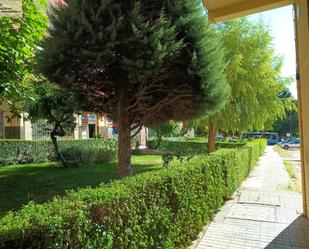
[280,139,300,150]
[277,138,294,145]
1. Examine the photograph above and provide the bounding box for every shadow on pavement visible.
[265,215,309,248]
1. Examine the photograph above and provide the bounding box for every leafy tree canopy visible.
[151,121,180,147]
[24,82,81,167]
[0,0,48,106]
[211,18,295,132]
[192,18,295,152]
[271,100,299,138]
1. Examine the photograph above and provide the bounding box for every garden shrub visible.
[60,139,117,167]
[0,139,117,166]
[0,139,266,249]
[147,138,247,153]
[0,140,53,166]
[212,139,266,198]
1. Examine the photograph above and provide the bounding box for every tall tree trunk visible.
[207,120,216,153]
[117,81,133,179]
[50,124,67,167]
[180,121,189,136]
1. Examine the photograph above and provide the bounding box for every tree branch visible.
[131,126,142,139]
[131,123,141,131]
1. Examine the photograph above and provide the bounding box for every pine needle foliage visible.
[37,0,229,177]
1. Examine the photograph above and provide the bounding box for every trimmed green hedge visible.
[0,139,266,249]
[0,140,53,166]
[147,139,247,154]
[0,139,117,166]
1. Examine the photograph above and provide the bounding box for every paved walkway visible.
[194,146,309,249]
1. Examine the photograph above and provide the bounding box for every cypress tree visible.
[38,0,229,178]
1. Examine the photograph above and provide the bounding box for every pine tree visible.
[38,0,229,178]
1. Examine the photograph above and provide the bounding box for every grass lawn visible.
[284,160,302,193]
[0,154,170,217]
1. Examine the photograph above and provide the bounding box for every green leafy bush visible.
[0,139,117,166]
[161,152,194,167]
[147,139,247,154]
[60,139,117,167]
[0,140,53,166]
[214,139,266,197]
[0,139,266,249]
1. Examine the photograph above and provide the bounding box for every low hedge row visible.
[0,139,266,249]
[0,140,53,166]
[147,139,247,154]
[0,139,117,166]
[59,139,117,166]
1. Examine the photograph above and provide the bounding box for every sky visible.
[248,5,297,98]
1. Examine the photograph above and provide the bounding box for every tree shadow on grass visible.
[0,159,163,217]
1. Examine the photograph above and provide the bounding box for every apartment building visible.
[0,103,147,147]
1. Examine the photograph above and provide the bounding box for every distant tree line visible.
[271,101,299,138]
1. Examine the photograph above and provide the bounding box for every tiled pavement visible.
[194,146,309,249]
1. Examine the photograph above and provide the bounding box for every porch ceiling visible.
[203,0,295,22]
